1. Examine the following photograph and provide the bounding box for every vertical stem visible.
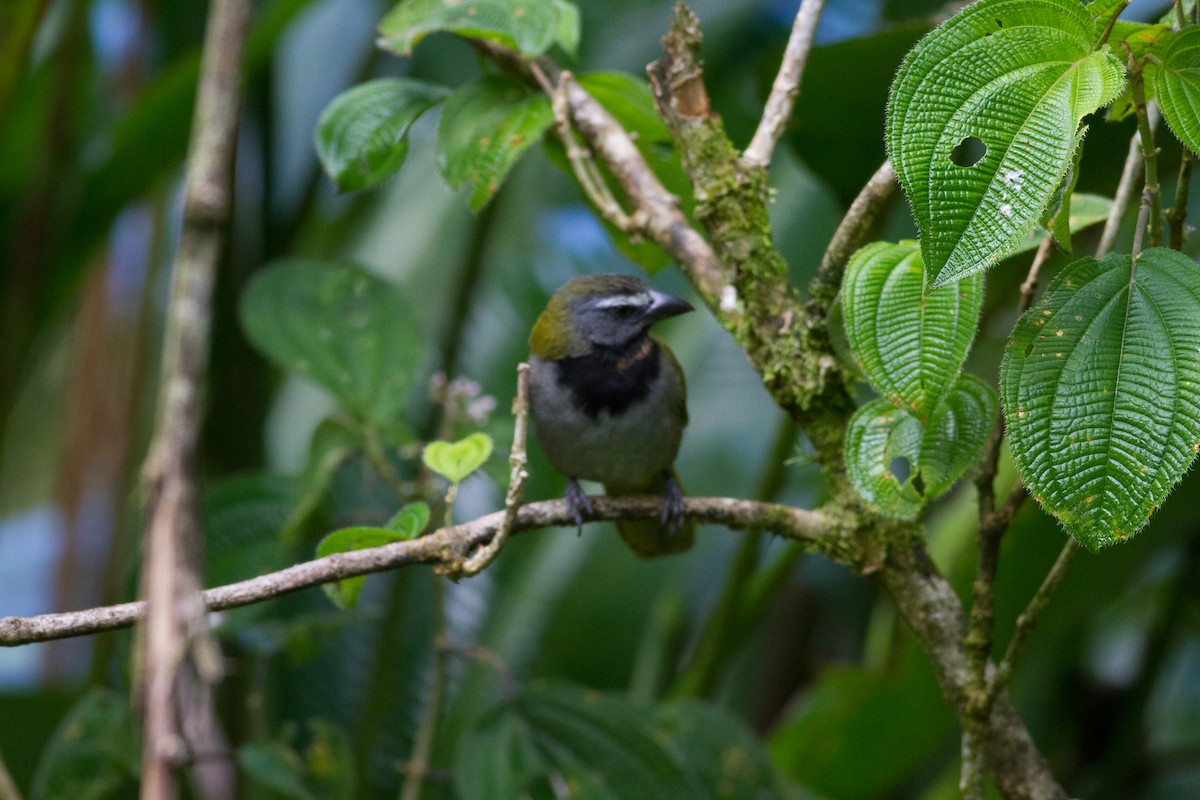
[1128,51,1162,248]
[139,1,250,798]
[1167,147,1194,250]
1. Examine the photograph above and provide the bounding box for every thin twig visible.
[985,539,1081,708]
[138,0,250,797]
[550,73,635,232]
[741,0,827,169]
[1098,108,1156,258]
[1168,146,1194,249]
[456,364,530,576]
[0,497,834,647]
[1127,46,1163,248]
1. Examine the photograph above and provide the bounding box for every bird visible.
[528,273,696,558]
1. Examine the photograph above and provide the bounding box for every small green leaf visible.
[437,75,553,210]
[379,0,563,57]
[887,0,1125,286]
[314,78,449,192]
[844,399,925,520]
[315,522,414,608]
[920,373,997,497]
[31,689,137,800]
[385,501,431,538]
[841,241,983,422]
[239,260,422,426]
[1154,26,1200,157]
[1001,248,1200,549]
[1006,192,1113,257]
[423,432,494,484]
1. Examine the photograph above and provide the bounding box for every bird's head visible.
[529,274,694,359]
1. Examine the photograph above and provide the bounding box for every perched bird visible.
[528,273,695,557]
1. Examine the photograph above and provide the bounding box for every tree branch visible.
[138,0,249,797]
[0,497,835,647]
[741,0,827,169]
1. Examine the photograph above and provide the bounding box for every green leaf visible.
[423,432,494,484]
[1008,192,1113,257]
[841,241,983,422]
[553,0,581,58]
[653,701,784,800]
[314,512,420,608]
[1086,0,1128,24]
[1153,26,1200,157]
[31,689,138,800]
[378,0,565,57]
[920,373,997,497]
[454,708,547,800]
[300,720,356,800]
[314,78,449,192]
[202,472,295,589]
[239,259,422,426]
[385,500,431,538]
[887,0,1125,286]
[513,683,701,800]
[844,399,925,520]
[1001,248,1200,549]
[437,75,553,210]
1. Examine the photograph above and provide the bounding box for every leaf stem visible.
[1126,47,1163,248]
[1167,146,1194,249]
[1097,2,1130,48]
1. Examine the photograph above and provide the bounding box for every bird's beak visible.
[645,289,694,322]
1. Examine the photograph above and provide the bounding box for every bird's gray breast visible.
[529,350,684,488]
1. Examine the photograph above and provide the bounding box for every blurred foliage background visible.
[1,0,1199,797]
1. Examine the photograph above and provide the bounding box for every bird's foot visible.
[661,472,686,533]
[565,478,594,535]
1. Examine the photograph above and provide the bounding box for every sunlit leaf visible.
[378,0,567,57]
[437,76,553,210]
[841,241,983,422]
[1153,26,1200,157]
[423,433,494,484]
[1001,248,1200,549]
[887,0,1125,286]
[314,78,449,192]
[315,525,406,609]
[385,501,431,538]
[239,259,422,426]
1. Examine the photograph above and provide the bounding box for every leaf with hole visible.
[844,399,925,520]
[841,241,983,422]
[887,0,1125,286]
[437,75,553,210]
[1001,248,1200,549]
[1153,26,1200,157]
[239,260,422,427]
[314,78,449,192]
[378,0,575,57]
[423,433,494,484]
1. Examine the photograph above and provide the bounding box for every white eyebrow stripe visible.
[592,292,650,309]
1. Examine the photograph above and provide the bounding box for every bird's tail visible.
[604,469,695,558]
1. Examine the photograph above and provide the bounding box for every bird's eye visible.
[613,305,637,318]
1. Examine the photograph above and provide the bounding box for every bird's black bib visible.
[554,337,661,418]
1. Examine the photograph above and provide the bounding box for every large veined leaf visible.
[841,240,983,422]
[920,373,997,497]
[314,78,449,192]
[845,399,925,520]
[1153,26,1200,157]
[378,0,577,57]
[437,75,553,210]
[1001,248,1200,549]
[887,0,1125,287]
[239,260,422,426]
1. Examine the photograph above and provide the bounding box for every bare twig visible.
[456,364,530,576]
[0,497,834,647]
[986,539,1081,708]
[1167,146,1194,249]
[741,0,827,169]
[138,0,249,797]
[1098,107,1157,258]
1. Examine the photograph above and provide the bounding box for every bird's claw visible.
[661,473,686,533]
[565,478,593,535]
